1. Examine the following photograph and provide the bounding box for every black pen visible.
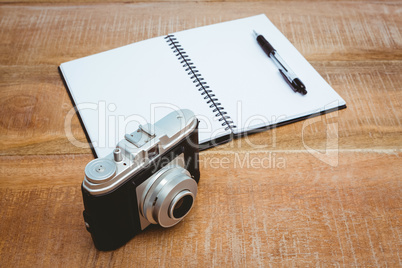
[253,30,307,95]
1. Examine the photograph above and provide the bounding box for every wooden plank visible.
[0,1,401,266]
[0,152,400,266]
[0,2,401,156]
[0,60,401,156]
[0,2,401,64]
[3,0,400,3]
[2,0,391,3]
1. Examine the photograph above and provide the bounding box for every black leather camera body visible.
[82,110,200,251]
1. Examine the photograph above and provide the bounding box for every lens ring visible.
[140,167,177,223]
[142,166,197,228]
[153,174,197,227]
[169,190,194,220]
[142,167,185,224]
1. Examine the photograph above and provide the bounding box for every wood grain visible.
[1,2,401,63]
[0,2,401,156]
[0,152,401,266]
[0,0,401,266]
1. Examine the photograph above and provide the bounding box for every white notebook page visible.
[61,37,230,158]
[174,14,345,134]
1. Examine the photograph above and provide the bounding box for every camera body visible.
[82,109,200,251]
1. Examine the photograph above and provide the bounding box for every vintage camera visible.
[82,109,200,251]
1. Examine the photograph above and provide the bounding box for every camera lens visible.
[170,191,194,220]
[141,167,197,228]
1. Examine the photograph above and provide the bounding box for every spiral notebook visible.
[60,14,346,158]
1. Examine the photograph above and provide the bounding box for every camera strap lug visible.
[83,210,93,233]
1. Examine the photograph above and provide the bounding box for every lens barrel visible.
[141,167,197,228]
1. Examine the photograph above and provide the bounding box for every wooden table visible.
[1,1,401,266]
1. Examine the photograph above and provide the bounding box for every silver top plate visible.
[82,109,197,195]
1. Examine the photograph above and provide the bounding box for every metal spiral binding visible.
[165,34,236,132]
